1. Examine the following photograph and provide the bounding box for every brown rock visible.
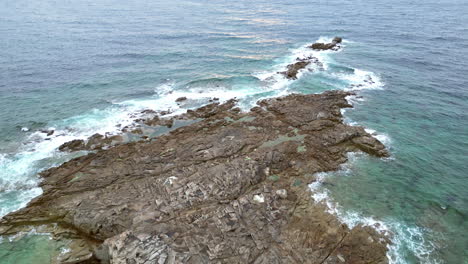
[140,109,157,115]
[130,128,143,135]
[58,139,85,152]
[58,133,126,153]
[1,91,389,264]
[41,129,55,136]
[85,133,104,150]
[332,37,343,43]
[280,61,311,80]
[309,37,343,51]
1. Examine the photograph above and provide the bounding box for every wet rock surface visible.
[309,37,343,51]
[58,139,86,152]
[58,134,125,152]
[280,56,325,80]
[1,91,389,264]
[175,96,187,103]
[280,61,311,80]
[279,37,343,80]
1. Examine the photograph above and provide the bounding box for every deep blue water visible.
[0,0,467,263]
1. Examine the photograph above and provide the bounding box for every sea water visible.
[0,0,467,263]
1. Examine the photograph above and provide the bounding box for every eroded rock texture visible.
[0,91,389,264]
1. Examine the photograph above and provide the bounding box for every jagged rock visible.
[141,115,174,128]
[280,61,311,80]
[332,37,343,43]
[58,134,125,152]
[140,109,157,115]
[142,116,160,126]
[84,133,124,150]
[58,139,85,152]
[85,133,105,150]
[1,91,389,264]
[182,99,238,119]
[309,37,343,50]
[280,48,333,80]
[175,96,187,103]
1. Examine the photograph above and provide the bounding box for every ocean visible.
[0,0,467,263]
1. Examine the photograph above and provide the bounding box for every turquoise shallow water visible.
[1,0,467,263]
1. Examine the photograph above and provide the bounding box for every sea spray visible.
[0,37,441,263]
[309,151,441,264]
[0,37,389,219]
[0,74,299,218]
[309,172,442,264]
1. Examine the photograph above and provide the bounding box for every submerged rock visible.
[1,91,389,264]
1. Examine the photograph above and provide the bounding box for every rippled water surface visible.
[1,0,467,263]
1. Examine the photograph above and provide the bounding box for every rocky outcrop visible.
[141,115,174,128]
[58,134,125,152]
[279,57,325,80]
[58,139,85,152]
[279,37,343,80]
[0,91,389,264]
[280,61,310,80]
[309,37,343,51]
[40,129,55,136]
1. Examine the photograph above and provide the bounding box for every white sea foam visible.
[365,128,392,146]
[0,80,292,218]
[253,36,343,91]
[6,227,50,243]
[340,94,394,156]
[0,84,177,217]
[341,69,384,91]
[309,154,441,264]
[252,36,384,97]
[123,85,255,114]
[122,82,287,114]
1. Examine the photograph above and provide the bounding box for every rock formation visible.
[0,91,390,264]
[279,37,343,80]
[309,37,342,51]
[281,61,311,80]
[58,134,125,152]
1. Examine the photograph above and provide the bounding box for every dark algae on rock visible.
[0,90,390,263]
